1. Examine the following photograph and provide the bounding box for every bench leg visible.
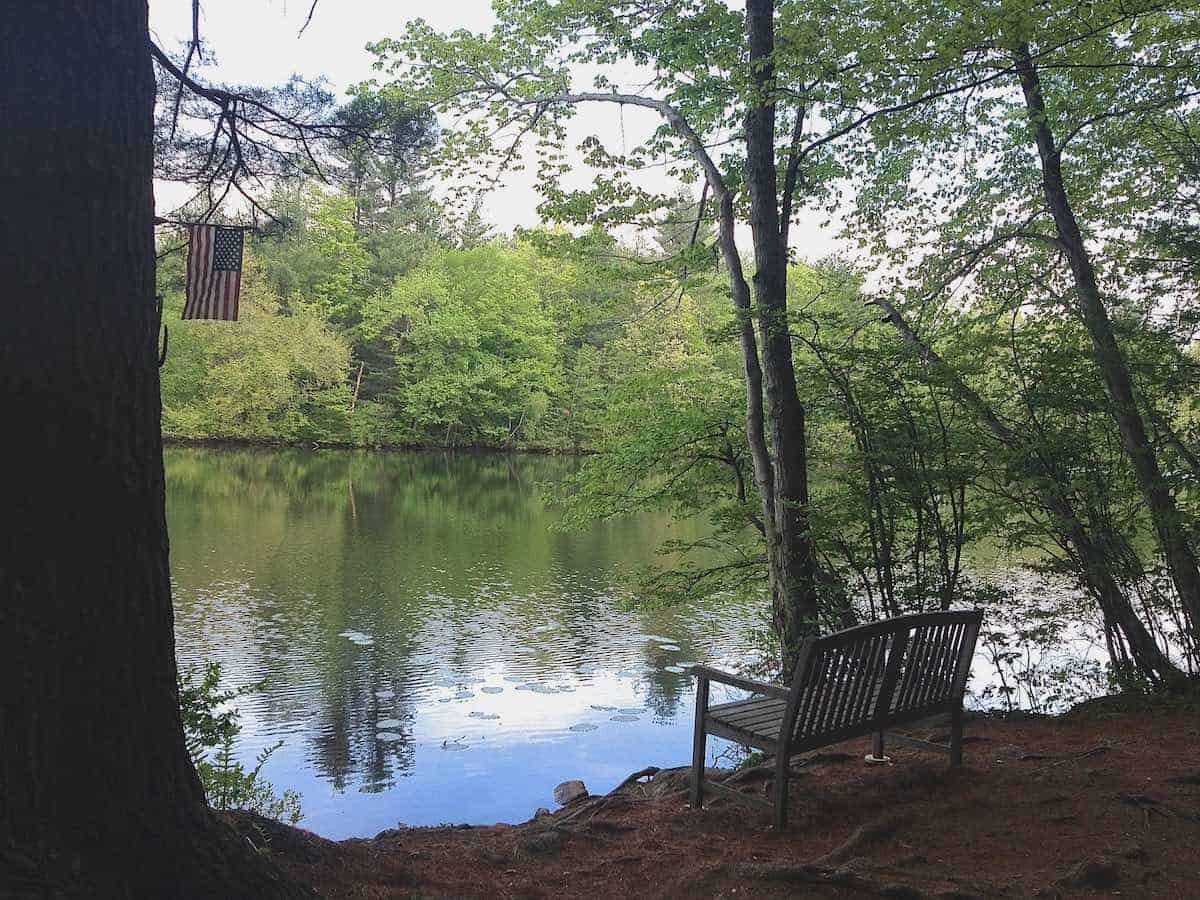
[949,706,963,767]
[872,731,885,759]
[690,677,709,809]
[773,750,789,829]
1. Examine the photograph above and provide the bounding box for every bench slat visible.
[710,695,783,718]
[715,698,786,725]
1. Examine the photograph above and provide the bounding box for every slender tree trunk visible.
[1013,44,1200,640]
[874,297,1186,686]
[350,361,365,413]
[711,187,796,665]
[744,0,820,671]
[542,9,821,668]
[0,5,304,895]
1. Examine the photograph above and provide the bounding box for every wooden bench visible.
[688,609,983,828]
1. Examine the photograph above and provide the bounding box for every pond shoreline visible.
[233,688,1200,897]
[163,434,593,457]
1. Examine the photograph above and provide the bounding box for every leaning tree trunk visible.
[874,297,1187,687]
[1013,44,1200,644]
[0,5,303,896]
[552,2,822,672]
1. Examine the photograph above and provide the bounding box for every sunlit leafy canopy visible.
[363,1,868,237]
[839,0,1200,331]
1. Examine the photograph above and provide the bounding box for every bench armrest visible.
[688,665,790,700]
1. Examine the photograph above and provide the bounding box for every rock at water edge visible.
[553,780,588,806]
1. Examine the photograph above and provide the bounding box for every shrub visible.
[178,662,303,824]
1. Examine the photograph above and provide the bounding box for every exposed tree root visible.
[814,813,909,867]
[610,766,661,794]
[732,812,967,898]
[734,861,940,898]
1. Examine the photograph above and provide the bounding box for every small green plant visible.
[198,739,303,825]
[734,750,769,771]
[178,662,303,824]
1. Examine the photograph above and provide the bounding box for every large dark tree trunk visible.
[1013,44,1200,645]
[0,4,303,896]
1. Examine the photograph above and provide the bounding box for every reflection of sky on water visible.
[178,577,761,838]
[168,447,1108,839]
[168,447,764,838]
[245,663,756,838]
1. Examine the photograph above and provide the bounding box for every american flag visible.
[182,224,244,320]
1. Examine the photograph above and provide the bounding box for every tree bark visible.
[1013,43,1200,642]
[0,4,305,896]
[745,0,821,671]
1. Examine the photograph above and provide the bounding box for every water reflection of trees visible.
[167,447,738,794]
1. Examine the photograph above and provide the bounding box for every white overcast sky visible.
[149,0,847,261]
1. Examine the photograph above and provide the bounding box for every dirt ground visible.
[230,692,1200,899]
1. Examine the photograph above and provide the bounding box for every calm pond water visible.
[167,447,1107,838]
[168,447,767,839]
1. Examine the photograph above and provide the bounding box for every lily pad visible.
[657,643,681,652]
[617,707,644,715]
[610,714,640,722]
[664,665,686,674]
[376,732,402,742]
[568,723,599,732]
[468,711,500,720]
[480,686,504,694]
[377,718,402,729]
[589,704,618,712]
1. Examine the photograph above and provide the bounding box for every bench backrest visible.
[785,610,983,746]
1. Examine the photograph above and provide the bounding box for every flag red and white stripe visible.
[182,224,244,320]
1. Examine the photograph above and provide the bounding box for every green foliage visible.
[177,663,303,824]
[331,91,437,230]
[161,261,352,444]
[159,197,645,452]
[255,186,372,325]
[198,740,303,826]
[791,264,996,617]
[177,661,247,761]
[358,242,565,446]
[553,265,763,603]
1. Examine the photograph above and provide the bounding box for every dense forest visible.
[153,0,1200,691]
